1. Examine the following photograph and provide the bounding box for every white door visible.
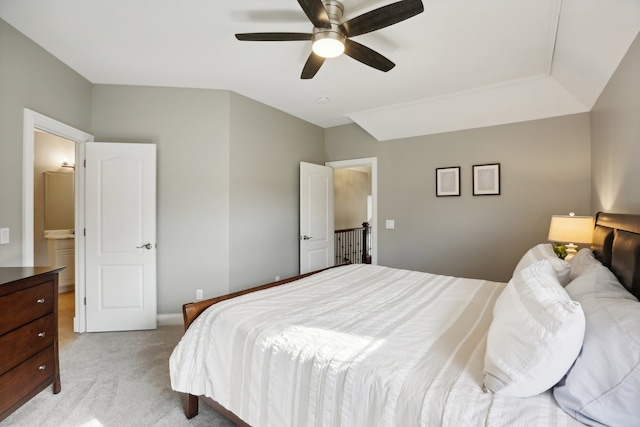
[300,162,334,274]
[85,143,157,332]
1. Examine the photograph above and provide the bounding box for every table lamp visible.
[547,213,594,260]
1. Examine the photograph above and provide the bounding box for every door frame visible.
[325,157,378,265]
[23,108,93,332]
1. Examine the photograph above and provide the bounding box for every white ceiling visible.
[0,0,638,141]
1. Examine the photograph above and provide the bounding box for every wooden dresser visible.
[0,267,63,421]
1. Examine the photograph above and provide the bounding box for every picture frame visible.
[473,163,501,196]
[436,167,461,197]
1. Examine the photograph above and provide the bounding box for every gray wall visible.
[91,85,231,313]
[325,114,592,282]
[0,15,326,314]
[229,92,325,291]
[0,18,92,266]
[91,87,325,313]
[591,33,640,213]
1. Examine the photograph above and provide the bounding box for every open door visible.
[300,162,334,274]
[85,143,157,332]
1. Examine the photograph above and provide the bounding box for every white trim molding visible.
[23,108,93,332]
[157,313,183,326]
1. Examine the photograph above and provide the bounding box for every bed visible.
[170,212,640,426]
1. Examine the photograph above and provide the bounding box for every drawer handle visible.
[38,332,46,338]
[37,298,45,304]
[38,364,46,371]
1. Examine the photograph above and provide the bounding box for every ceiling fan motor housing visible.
[312,1,346,58]
[322,0,344,22]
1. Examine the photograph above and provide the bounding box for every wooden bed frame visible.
[179,212,640,423]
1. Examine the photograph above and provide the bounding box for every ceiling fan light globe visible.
[312,38,344,58]
[311,28,345,58]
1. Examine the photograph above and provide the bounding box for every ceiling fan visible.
[235,0,425,79]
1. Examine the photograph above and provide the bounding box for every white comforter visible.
[170,264,584,427]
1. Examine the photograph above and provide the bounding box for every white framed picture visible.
[473,163,500,196]
[436,166,460,197]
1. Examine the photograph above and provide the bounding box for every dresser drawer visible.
[0,346,55,417]
[0,282,54,335]
[0,314,55,376]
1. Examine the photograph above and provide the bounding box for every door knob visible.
[137,243,154,249]
[301,235,312,240]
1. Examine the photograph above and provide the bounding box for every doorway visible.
[33,130,78,346]
[326,158,378,265]
[23,108,94,333]
[333,166,372,265]
[34,131,74,275]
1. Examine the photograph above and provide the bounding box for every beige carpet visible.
[3,326,234,426]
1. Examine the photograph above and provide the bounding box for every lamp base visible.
[564,243,578,261]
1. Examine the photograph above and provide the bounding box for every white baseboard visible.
[157,313,183,326]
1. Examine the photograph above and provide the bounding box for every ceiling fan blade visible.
[235,32,312,42]
[344,39,395,72]
[297,0,331,29]
[301,52,326,79]
[339,0,424,37]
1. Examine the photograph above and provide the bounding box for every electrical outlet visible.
[196,289,203,300]
[275,276,280,281]
[0,228,9,244]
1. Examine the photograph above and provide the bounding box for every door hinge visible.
[84,297,86,305]
[83,228,86,237]
[84,159,86,168]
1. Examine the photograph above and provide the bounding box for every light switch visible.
[0,228,9,244]
[385,220,395,229]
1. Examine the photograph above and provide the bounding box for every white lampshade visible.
[547,215,594,244]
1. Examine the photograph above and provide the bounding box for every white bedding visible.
[170,264,585,427]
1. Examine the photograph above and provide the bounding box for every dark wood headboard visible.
[593,212,640,300]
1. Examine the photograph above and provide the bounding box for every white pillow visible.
[567,248,602,282]
[483,260,585,397]
[514,243,571,286]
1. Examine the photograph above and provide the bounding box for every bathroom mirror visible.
[44,171,74,230]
